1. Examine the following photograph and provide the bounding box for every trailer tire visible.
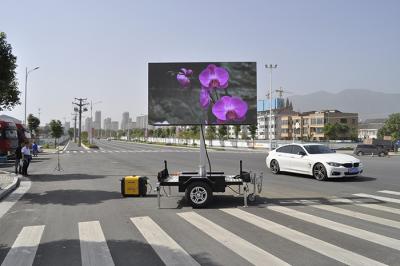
[185,182,212,208]
[247,193,256,203]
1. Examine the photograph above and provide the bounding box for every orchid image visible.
[212,96,248,122]
[199,87,210,109]
[199,64,229,90]
[176,68,193,88]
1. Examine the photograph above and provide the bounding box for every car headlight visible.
[327,162,342,167]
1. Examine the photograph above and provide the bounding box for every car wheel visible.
[357,151,363,156]
[185,182,212,208]
[378,152,385,157]
[313,163,328,181]
[270,160,280,174]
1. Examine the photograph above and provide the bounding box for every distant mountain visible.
[288,89,400,120]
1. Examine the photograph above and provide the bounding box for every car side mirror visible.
[298,151,306,156]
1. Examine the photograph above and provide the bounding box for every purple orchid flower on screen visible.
[199,87,210,109]
[212,96,248,122]
[176,68,193,88]
[199,64,229,90]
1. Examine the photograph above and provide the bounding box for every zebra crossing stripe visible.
[1,225,45,266]
[131,217,200,266]
[306,202,400,229]
[79,221,115,266]
[355,203,400,215]
[267,205,400,251]
[329,198,400,215]
[0,181,31,219]
[87,151,91,153]
[94,151,99,153]
[114,151,120,153]
[73,151,77,153]
[178,212,289,266]
[354,193,400,204]
[80,151,85,153]
[66,151,70,154]
[378,190,400,196]
[222,208,386,266]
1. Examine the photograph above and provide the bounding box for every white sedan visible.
[266,144,363,181]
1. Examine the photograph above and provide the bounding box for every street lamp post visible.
[24,66,40,125]
[265,64,278,151]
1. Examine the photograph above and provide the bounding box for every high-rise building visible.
[121,112,129,130]
[111,121,119,131]
[94,111,101,130]
[103,117,112,130]
[136,115,149,129]
[84,117,92,132]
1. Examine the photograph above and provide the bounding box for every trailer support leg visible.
[243,185,248,208]
[157,184,161,209]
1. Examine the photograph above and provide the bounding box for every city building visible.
[276,110,358,141]
[257,98,285,112]
[103,117,112,131]
[94,111,101,130]
[111,121,119,131]
[358,118,386,140]
[84,117,92,132]
[63,122,71,134]
[121,112,129,130]
[136,115,152,129]
[256,110,278,140]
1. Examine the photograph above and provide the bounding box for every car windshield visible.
[304,145,335,154]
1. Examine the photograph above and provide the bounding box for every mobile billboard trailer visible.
[148,62,263,208]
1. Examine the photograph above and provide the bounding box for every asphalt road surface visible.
[1,139,400,266]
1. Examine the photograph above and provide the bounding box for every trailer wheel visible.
[247,193,256,203]
[185,182,212,208]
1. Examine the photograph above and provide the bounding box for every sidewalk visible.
[0,170,19,200]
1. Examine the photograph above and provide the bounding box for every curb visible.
[81,142,90,150]
[62,140,71,151]
[0,171,20,201]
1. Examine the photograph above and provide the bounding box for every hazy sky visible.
[1,0,399,124]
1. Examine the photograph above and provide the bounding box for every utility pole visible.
[72,98,88,147]
[71,112,77,143]
[265,64,278,151]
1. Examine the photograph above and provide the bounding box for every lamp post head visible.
[33,66,40,70]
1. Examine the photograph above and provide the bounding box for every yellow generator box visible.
[121,176,148,197]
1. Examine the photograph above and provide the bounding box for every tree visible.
[49,120,64,147]
[285,98,290,109]
[288,101,293,111]
[248,124,257,148]
[234,125,241,139]
[0,32,20,111]
[67,128,74,139]
[190,125,200,140]
[206,126,216,146]
[323,123,336,140]
[378,113,400,140]
[27,114,40,136]
[217,125,228,140]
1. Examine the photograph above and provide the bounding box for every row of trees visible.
[323,123,358,141]
[378,113,400,140]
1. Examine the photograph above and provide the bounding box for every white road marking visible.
[94,151,99,153]
[66,151,70,154]
[1,225,45,266]
[307,202,400,229]
[87,151,92,153]
[80,151,85,153]
[329,198,400,215]
[354,193,400,204]
[267,205,400,251]
[131,216,200,266]
[223,208,386,266]
[73,151,77,154]
[178,212,289,266]
[79,221,114,266]
[378,190,400,196]
[114,151,120,153]
[0,181,31,219]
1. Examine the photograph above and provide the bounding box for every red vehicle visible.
[0,119,19,156]
[15,122,31,145]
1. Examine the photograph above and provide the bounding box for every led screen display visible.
[148,62,257,125]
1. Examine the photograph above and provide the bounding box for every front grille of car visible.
[342,163,359,168]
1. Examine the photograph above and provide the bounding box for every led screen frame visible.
[148,62,257,126]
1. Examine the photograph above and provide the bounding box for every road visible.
[1,139,400,265]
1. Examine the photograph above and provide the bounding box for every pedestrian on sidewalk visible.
[21,141,32,176]
[32,141,39,157]
[15,143,22,175]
